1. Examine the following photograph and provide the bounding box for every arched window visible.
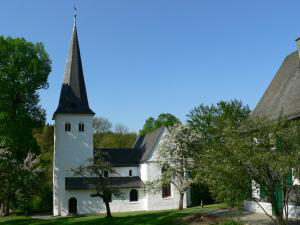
[65,122,71,132]
[129,169,132,176]
[162,167,171,198]
[79,122,84,132]
[130,189,138,202]
[104,170,109,178]
[68,197,77,214]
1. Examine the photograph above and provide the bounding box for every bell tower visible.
[53,16,94,216]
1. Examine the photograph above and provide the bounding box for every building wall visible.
[53,114,94,216]
[61,188,146,216]
[111,166,140,177]
[145,161,187,211]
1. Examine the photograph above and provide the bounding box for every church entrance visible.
[68,197,77,214]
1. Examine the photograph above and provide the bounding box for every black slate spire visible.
[53,17,94,118]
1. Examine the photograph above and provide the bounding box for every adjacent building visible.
[245,39,300,218]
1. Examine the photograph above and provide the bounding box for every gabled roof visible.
[65,176,144,190]
[53,18,94,118]
[251,51,300,120]
[133,127,165,162]
[100,148,141,167]
[94,127,165,166]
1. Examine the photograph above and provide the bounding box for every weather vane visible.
[73,6,77,24]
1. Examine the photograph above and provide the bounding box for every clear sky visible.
[1,1,300,132]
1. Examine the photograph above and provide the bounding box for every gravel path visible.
[207,208,300,225]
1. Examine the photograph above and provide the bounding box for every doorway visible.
[68,197,77,214]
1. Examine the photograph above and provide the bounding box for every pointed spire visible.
[53,16,94,118]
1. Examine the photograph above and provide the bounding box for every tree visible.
[140,113,181,135]
[94,120,137,149]
[71,150,124,217]
[34,125,54,212]
[188,100,300,225]
[93,117,112,134]
[147,124,199,210]
[187,100,250,205]
[0,36,51,215]
[0,149,43,216]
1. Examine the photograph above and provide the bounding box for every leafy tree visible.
[0,149,43,216]
[147,124,199,210]
[140,113,181,135]
[188,100,300,225]
[71,150,124,217]
[94,119,137,149]
[93,117,112,134]
[0,36,51,215]
[187,100,250,205]
[34,125,54,212]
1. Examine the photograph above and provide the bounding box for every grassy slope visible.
[0,204,227,225]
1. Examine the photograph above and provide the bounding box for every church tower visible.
[53,17,94,216]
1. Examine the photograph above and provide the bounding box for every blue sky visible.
[1,1,299,132]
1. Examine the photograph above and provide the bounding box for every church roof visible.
[53,18,94,118]
[65,176,144,190]
[251,51,300,120]
[94,127,165,166]
[133,127,165,162]
[101,148,141,167]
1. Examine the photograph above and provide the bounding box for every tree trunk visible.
[0,200,9,216]
[272,203,286,225]
[178,192,184,210]
[104,201,112,217]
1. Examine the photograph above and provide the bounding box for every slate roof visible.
[94,127,165,166]
[53,18,94,118]
[133,127,165,162]
[65,176,144,190]
[100,148,141,167]
[251,51,300,120]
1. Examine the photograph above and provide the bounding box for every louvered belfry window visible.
[65,122,71,132]
[79,122,84,132]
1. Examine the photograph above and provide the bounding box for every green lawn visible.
[0,204,227,225]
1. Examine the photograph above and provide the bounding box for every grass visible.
[0,204,228,225]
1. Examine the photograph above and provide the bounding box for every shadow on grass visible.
[0,208,201,225]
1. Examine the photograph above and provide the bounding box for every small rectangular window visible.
[65,123,71,132]
[162,183,171,198]
[79,123,84,132]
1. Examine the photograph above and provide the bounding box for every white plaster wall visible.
[53,113,94,216]
[244,201,272,215]
[140,163,149,210]
[143,128,189,210]
[109,188,146,212]
[61,188,145,215]
[244,201,300,219]
[111,167,140,177]
[146,162,187,211]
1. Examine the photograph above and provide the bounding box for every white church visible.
[52,18,191,216]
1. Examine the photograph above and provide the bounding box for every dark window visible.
[79,122,84,132]
[104,170,109,178]
[162,183,171,198]
[162,167,171,198]
[65,122,71,132]
[129,170,132,176]
[68,197,77,214]
[130,189,138,202]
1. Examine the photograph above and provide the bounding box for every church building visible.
[244,38,300,218]
[53,18,191,216]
